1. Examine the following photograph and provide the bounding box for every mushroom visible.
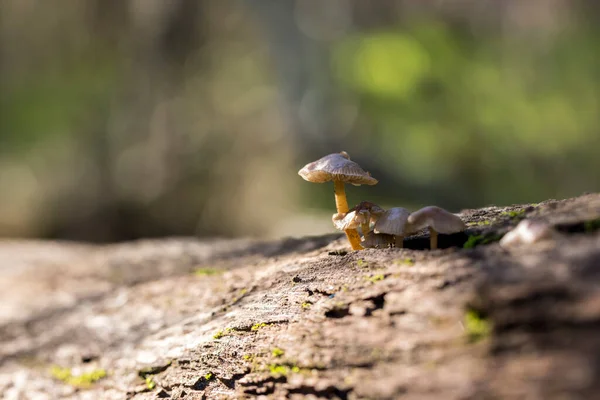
[406,206,466,250]
[373,207,411,248]
[353,201,386,229]
[499,219,557,248]
[362,233,395,249]
[299,151,378,250]
[345,201,386,237]
[332,210,369,232]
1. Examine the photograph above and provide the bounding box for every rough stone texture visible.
[1,193,600,399]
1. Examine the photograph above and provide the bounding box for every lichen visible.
[584,218,600,233]
[193,267,222,276]
[356,259,369,268]
[365,274,385,283]
[50,366,107,388]
[251,322,269,331]
[301,301,312,309]
[213,327,235,339]
[231,288,249,304]
[464,309,491,342]
[463,233,502,249]
[271,348,285,357]
[204,372,213,381]
[145,376,156,390]
[501,209,526,219]
[268,363,301,377]
[394,258,415,266]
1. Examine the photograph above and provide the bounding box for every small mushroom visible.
[499,219,556,248]
[347,201,386,236]
[373,207,411,248]
[362,233,396,249]
[332,210,369,231]
[406,206,466,250]
[299,152,378,250]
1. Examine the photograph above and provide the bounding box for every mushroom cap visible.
[373,207,410,235]
[406,206,465,234]
[362,233,395,248]
[298,152,378,186]
[332,210,369,231]
[352,201,386,224]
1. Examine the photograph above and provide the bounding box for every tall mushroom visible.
[373,207,411,248]
[406,206,466,250]
[299,152,378,250]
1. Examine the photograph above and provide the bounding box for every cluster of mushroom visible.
[298,152,466,250]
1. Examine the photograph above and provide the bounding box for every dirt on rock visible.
[1,193,600,399]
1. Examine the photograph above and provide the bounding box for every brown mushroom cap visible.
[298,152,378,186]
[332,210,369,231]
[373,207,410,235]
[406,206,465,234]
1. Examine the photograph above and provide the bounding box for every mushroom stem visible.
[360,222,370,237]
[334,180,363,250]
[395,235,404,248]
[429,227,438,250]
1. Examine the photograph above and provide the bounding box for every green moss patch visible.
[463,233,503,249]
[213,327,235,339]
[365,274,386,283]
[193,267,223,276]
[271,348,285,357]
[50,366,107,388]
[464,309,491,342]
[251,322,270,331]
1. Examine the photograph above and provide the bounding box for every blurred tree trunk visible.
[53,0,207,242]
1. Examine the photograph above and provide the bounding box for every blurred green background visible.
[1,0,599,242]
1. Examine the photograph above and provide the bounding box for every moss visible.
[365,274,385,283]
[271,348,285,357]
[476,220,492,226]
[213,327,235,339]
[501,209,526,219]
[251,322,269,331]
[50,366,107,388]
[301,301,312,309]
[268,363,301,377]
[394,258,415,266]
[193,267,222,276]
[464,309,491,342]
[584,218,600,233]
[145,376,156,390]
[463,233,502,249]
[231,288,249,304]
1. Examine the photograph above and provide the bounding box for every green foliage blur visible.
[1,1,599,241]
[331,20,600,207]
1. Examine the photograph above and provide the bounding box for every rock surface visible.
[1,193,600,399]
